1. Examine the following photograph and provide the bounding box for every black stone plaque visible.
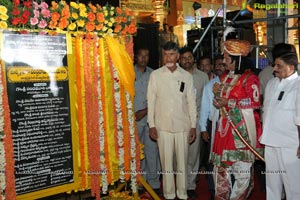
[2,32,74,195]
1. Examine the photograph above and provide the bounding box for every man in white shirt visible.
[179,46,208,199]
[257,44,297,195]
[260,43,300,200]
[147,42,197,200]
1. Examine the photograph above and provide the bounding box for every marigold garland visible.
[1,59,16,199]
[123,38,141,183]
[0,60,5,200]
[83,37,101,200]
[90,36,101,199]
[124,36,134,62]
[120,35,141,182]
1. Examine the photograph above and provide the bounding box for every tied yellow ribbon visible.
[105,35,135,99]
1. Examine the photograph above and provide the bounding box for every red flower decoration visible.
[20,16,29,24]
[13,0,20,6]
[12,7,21,16]
[23,0,32,8]
[11,17,20,25]
[22,10,31,18]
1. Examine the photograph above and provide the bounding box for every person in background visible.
[198,56,216,80]
[260,43,300,200]
[179,46,208,199]
[159,23,171,47]
[211,39,263,200]
[159,23,179,47]
[147,42,197,200]
[169,26,179,45]
[199,54,226,200]
[134,47,161,194]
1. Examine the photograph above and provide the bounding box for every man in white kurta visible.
[260,49,300,200]
[147,42,197,200]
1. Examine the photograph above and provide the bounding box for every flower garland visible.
[99,38,113,184]
[110,56,125,182]
[74,35,88,188]
[97,38,108,194]
[124,36,134,62]
[125,91,138,193]
[0,61,5,200]
[83,36,101,199]
[90,35,101,199]
[1,60,16,199]
[124,38,141,177]
[119,83,131,181]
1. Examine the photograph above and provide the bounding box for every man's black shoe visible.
[187,190,197,198]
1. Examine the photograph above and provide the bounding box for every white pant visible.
[157,131,189,200]
[265,146,300,200]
